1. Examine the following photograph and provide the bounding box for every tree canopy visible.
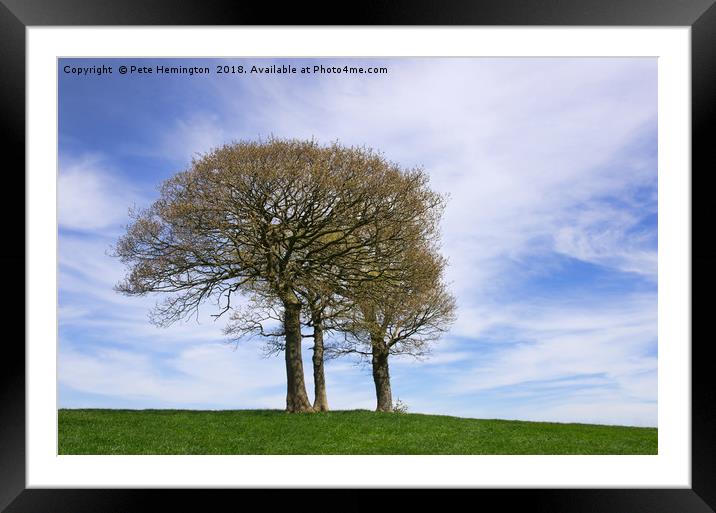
[114,138,451,412]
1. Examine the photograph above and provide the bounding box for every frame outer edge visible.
[1,0,716,25]
[692,1,716,511]
[4,0,716,511]
[0,0,27,511]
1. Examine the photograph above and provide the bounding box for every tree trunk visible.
[283,298,313,413]
[311,322,329,412]
[371,340,393,412]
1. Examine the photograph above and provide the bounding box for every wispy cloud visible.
[59,343,286,408]
[58,154,147,232]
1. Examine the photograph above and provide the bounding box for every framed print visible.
[3,0,715,511]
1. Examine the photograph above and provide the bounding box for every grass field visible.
[58,409,657,455]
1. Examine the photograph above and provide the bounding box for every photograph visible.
[57,56,658,456]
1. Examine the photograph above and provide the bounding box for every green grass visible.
[58,409,657,455]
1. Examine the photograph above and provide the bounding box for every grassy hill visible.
[58,409,657,455]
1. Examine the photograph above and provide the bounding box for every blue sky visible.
[58,57,657,426]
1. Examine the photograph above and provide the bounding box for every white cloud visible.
[553,203,657,278]
[59,342,286,408]
[396,293,657,425]
[158,112,231,165]
[58,155,145,231]
[452,295,655,389]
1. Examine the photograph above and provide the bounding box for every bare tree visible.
[330,247,456,412]
[113,138,444,412]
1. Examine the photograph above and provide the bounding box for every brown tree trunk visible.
[371,339,393,412]
[311,322,329,412]
[283,298,313,413]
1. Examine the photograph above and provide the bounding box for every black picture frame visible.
[2,1,714,511]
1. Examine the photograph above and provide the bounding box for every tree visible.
[296,285,343,412]
[329,246,456,412]
[224,284,347,412]
[113,138,444,412]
